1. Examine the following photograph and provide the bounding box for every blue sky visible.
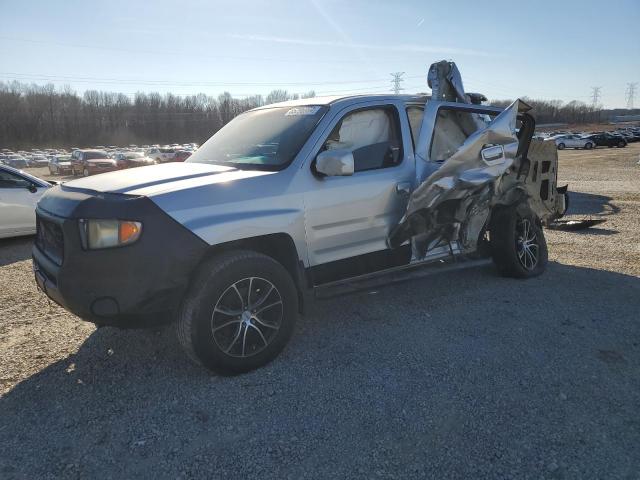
[1,0,638,108]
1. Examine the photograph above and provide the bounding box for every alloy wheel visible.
[515,217,539,270]
[210,277,283,358]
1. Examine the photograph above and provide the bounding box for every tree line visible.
[1,81,638,149]
[489,98,639,126]
[0,82,316,149]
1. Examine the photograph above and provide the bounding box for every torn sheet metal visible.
[388,100,529,255]
[388,60,567,260]
[517,138,566,223]
[428,60,467,103]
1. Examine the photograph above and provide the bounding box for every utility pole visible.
[590,86,602,109]
[390,72,405,95]
[626,82,637,109]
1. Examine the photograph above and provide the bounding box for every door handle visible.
[396,182,411,195]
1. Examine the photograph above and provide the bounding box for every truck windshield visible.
[187,105,328,171]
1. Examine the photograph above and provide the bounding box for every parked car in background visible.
[173,150,192,162]
[551,134,595,150]
[0,164,51,238]
[30,155,49,167]
[617,131,640,143]
[48,155,74,175]
[3,155,29,168]
[584,132,627,148]
[114,151,157,168]
[146,147,176,163]
[71,150,119,176]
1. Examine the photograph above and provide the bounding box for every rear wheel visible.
[617,141,626,148]
[177,250,298,375]
[557,143,565,150]
[584,142,593,149]
[489,205,548,278]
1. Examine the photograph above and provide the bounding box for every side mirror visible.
[481,144,505,165]
[27,183,38,193]
[315,149,354,177]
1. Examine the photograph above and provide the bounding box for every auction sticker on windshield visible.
[285,106,322,116]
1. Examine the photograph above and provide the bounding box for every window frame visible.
[318,104,405,174]
[405,104,425,150]
[0,168,34,189]
[427,104,502,163]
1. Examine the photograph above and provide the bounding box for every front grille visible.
[36,215,64,266]
[97,162,112,168]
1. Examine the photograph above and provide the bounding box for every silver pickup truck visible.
[33,63,566,374]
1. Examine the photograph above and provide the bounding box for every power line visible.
[590,86,602,109]
[626,82,637,109]
[0,71,425,88]
[390,72,405,94]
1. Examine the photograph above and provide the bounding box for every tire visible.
[617,141,626,148]
[489,204,548,279]
[557,143,565,150]
[83,168,90,177]
[584,142,593,149]
[177,250,298,375]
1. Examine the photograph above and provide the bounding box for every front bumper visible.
[86,165,119,174]
[33,187,208,327]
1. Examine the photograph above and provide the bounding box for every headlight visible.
[80,219,142,249]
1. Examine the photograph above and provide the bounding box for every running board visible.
[314,255,492,300]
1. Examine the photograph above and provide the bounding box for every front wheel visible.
[617,141,626,148]
[177,250,298,374]
[584,142,593,149]
[489,205,548,278]
[83,168,90,177]
[557,143,565,150]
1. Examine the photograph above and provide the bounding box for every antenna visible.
[390,72,405,95]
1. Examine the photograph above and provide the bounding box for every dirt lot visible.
[1,145,639,479]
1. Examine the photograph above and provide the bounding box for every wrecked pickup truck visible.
[33,61,567,374]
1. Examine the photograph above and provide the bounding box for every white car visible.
[0,165,51,238]
[146,147,176,163]
[551,134,595,150]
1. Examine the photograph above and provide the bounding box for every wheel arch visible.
[196,233,309,313]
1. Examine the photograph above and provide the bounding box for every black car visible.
[585,132,627,148]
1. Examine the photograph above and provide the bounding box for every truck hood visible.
[61,162,276,197]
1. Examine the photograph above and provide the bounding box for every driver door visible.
[303,103,416,266]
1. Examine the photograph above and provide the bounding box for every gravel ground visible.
[1,145,639,479]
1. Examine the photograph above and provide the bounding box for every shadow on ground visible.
[0,236,33,267]
[1,262,639,479]
[566,191,620,216]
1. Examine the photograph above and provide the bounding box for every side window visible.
[322,107,403,172]
[406,106,424,149]
[0,170,31,188]
[430,109,494,162]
